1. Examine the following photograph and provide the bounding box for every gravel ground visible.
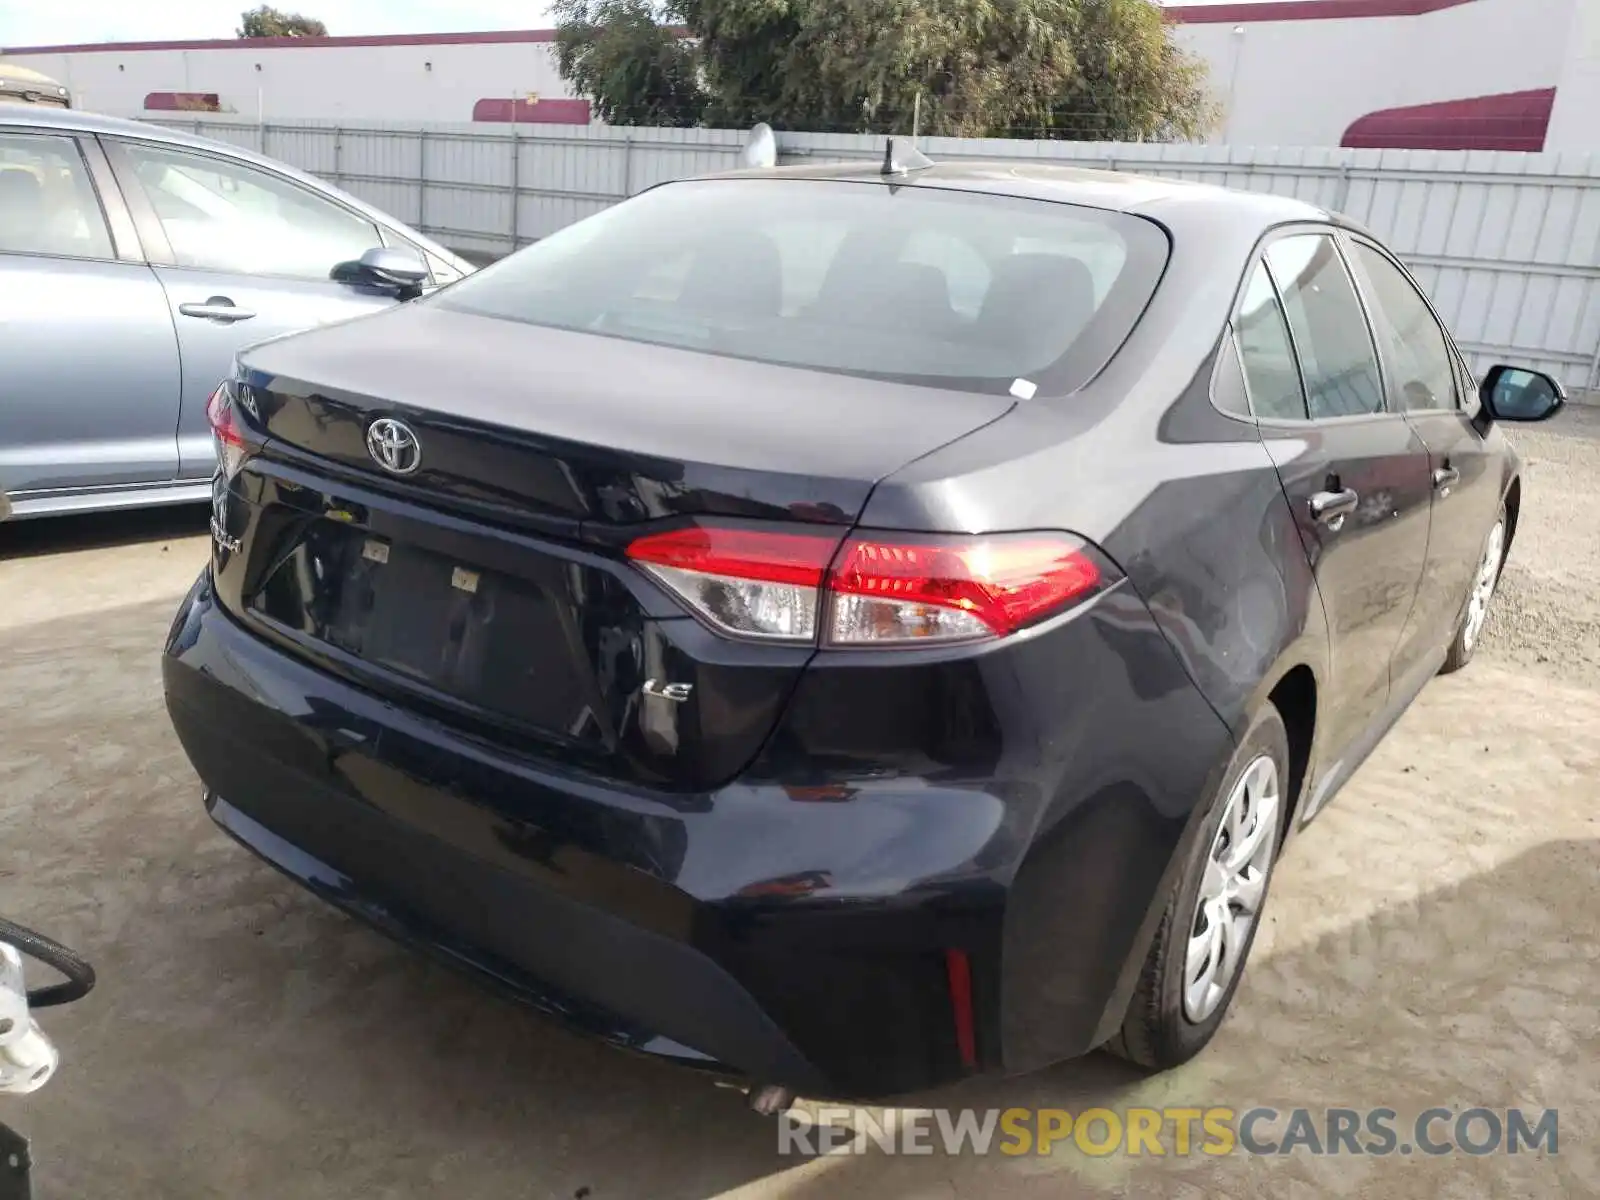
[1,408,1598,1199]
[1480,404,1600,687]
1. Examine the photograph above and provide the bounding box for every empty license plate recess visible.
[250,519,595,739]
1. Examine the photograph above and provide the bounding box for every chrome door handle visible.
[1309,487,1359,529]
[1433,466,1460,494]
[178,301,256,323]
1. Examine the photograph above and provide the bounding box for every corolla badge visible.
[235,384,260,423]
[366,417,423,475]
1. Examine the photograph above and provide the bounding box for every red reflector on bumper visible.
[945,948,978,1069]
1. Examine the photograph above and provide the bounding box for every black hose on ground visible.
[0,917,96,1009]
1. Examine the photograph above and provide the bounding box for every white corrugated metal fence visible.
[151,117,1600,391]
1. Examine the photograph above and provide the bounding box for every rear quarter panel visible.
[856,206,1335,1062]
[854,350,1327,1067]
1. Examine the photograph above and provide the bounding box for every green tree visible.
[1046,0,1215,141]
[554,0,1213,142]
[552,0,708,127]
[237,5,328,38]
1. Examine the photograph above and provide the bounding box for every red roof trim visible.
[1341,88,1556,152]
[2,29,558,55]
[144,91,222,112]
[473,97,592,125]
[1167,0,1477,23]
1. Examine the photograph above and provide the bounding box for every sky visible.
[0,0,1269,49]
[0,1,555,47]
[0,0,1261,49]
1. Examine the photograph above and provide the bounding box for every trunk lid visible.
[215,303,1013,791]
[240,304,1015,529]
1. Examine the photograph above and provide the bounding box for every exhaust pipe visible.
[747,1084,795,1116]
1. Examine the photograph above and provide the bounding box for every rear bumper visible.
[163,568,1233,1098]
[201,792,818,1086]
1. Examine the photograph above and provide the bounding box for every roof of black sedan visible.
[710,158,1346,233]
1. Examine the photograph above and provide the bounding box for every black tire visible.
[1439,501,1508,676]
[1108,705,1290,1070]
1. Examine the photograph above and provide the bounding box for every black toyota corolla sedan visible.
[163,153,1564,1101]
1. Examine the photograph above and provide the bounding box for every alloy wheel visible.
[1183,755,1280,1024]
[1462,520,1505,654]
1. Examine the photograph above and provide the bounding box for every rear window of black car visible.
[434,178,1169,395]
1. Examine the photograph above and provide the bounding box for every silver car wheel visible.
[1462,520,1505,655]
[1183,754,1280,1024]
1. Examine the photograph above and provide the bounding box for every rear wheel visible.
[1109,705,1288,1070]
[1440,503,1507,675]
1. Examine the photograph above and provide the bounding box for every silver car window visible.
[0,132,113,261]
[120,141,380,280]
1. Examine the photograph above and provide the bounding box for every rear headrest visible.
[977,254,1097,367]
[884,262,951,306]
[806,255,960,333]
[870,262,957,331]
[0,167,43,203]
[678,229,784,318]
[0,168,45,236]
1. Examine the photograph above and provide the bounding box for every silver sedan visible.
[0,103,473,518]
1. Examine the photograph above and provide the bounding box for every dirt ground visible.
[2,412,1598,1199]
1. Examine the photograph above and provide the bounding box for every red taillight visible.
[206,383,247,477]
[626,523,1107,646]
[625,524,842,642]
[624,525,836,588]
[829,532,1101,644]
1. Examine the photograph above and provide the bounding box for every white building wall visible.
[4,39,569,124]
[1547,0,1600,147]
[1173,0,1578,147]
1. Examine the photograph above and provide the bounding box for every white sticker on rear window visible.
[1010,378,1038,400]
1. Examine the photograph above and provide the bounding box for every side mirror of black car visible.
[331,246,430,300]
[1479,364,1566,423]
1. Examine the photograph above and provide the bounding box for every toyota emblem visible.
[366,417,422,476]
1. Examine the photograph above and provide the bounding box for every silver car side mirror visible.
[332,245,430,300]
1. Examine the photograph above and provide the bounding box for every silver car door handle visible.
[1433,466,1460,494]
[1309,487,1359,528]
[178,302,257,323]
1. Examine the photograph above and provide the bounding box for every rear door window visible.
[1348,241,1458,413]
[1265,234,1386,420]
